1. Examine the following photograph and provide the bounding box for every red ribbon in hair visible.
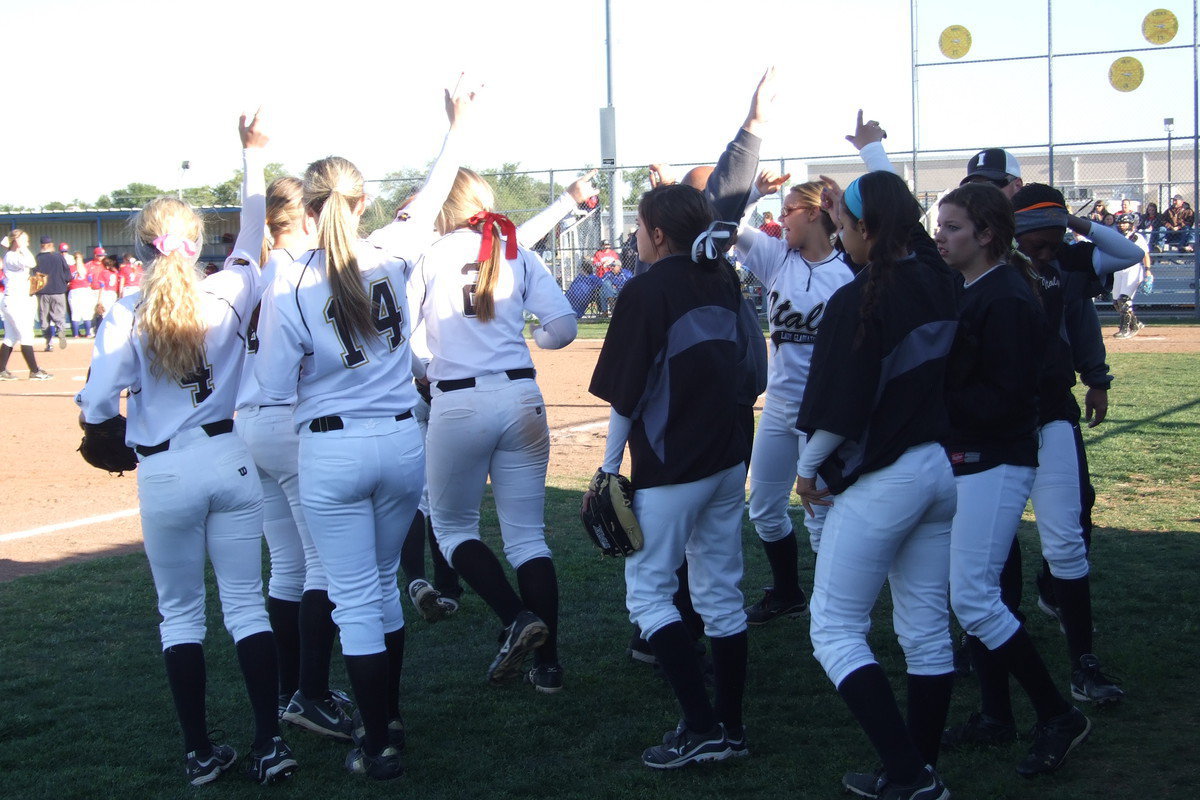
[465,211,519,262]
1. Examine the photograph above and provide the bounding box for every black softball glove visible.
[79,415,138,475]
[580,469,643,557]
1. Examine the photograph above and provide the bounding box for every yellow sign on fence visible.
[1143,9,1179,45]
[939,25,972,60]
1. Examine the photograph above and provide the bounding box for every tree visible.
[109,182,169,208]
[622,166,650,206]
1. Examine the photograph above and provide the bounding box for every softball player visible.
[67,253,96,339]
[796,171,958,800]
[412,167,577,693]
[235,175,359,740]
[0,231,50,380]
[1111,216,1150,337]
[590,184,751,769]
[737,179,854,624]
[75,111,298,786]
[934,183,1095,781]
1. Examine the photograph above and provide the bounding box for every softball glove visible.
[79,415,138,475]
[580,469,643,557]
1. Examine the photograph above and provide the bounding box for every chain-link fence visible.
[359,137,1197,318]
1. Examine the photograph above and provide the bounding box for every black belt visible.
[135,419,234,457]
[436,368,536,393]
[308,411,413,433]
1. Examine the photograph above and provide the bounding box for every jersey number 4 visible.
[324,278,405,369]
[180,363,214,406]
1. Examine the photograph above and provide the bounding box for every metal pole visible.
[1047,0,1055,185]
[605,0,613,107]
[1192,0,1198,315]
[603,0,618,245]
[548,169,557,270]
[911,0,920,195]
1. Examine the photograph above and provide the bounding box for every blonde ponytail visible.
[303,157,374,342]
[133,197,207,382]
[437,168,506,323]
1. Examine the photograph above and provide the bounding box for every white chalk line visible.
[0,508,140,544]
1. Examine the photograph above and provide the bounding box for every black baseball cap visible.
[962,148,1022,185]
[39,234,53,244]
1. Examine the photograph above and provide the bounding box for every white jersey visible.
[735,226,854,402]
[75,148,266,447]
[1112,231,1149,298]
[236,248,297,409]
[255,241,420,427]
[411,228,574,381]
[2,249,35,299]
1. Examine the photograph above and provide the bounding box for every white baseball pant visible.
[626,462,749,640]
[426,375,552,569]
[236,404,325,598]
[748,394,828,552]
[1031,420,1090,580]
[2,295,36,347]
[810,442,957,687]
[136,428,270,650]
[298,416,424,656]
[949,464,1037,649]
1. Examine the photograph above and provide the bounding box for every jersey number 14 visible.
[324,278,406,369]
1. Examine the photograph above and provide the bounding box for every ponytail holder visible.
[844,178,865,220]
[465,211,519,263]
[151,234,199,258]
[690,221,737,263]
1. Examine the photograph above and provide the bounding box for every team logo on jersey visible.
[768,293,825,346]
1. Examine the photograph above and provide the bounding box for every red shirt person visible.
[592,241,619,277]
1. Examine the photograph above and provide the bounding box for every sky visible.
[3,0,1194,206]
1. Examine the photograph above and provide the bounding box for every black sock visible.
[672,561,705,643]
[236,631,281,748]
[762,531,802,599]
[298,590,336,700]
[399,511,427,585]
[267,596,301,699]
[836,664,924,787]
[516,557,559,665]
[1052,575,1094,665]
[994,626,1070,722]
[968,635,1014,724]
[345,652,389,756]
[19,345,37,372]
[384,628,405,719]
[999,537,1024,621]
[428,519,461,597]
[648,622,715,734]
[906,672,954,767]
[450,539,523,626]
[710,631,747,735]
[163,643,208,755]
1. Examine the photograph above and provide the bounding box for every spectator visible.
[758,210,782,238]
[620,230,639,273]
[1101,213,1116,228]
[1115,199,1140,228]
[1154,194,1196,252]
[596,260,631,317]
[592,240,619,278]
[1086,200,1108,223]
[1138,202,1160,234]
[33,234,72,351]
[564,264,602,318]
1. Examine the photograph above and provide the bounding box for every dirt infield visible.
[3,321,1198,582]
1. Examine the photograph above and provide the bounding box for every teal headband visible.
[844,178,864,219]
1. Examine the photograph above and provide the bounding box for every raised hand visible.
[239,107,268,149]
[567,169,600,204]
[445,73,482,128]
[648,163,676,188]
[755,169,791,196]
[743,66,778,135]
[818,175,843,225]
[845,109,886,151]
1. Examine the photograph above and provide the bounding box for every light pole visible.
[179,160,191,200]
[1164,118,1175,199]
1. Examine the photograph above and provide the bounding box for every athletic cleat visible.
[329,687,356,716]
[282,690,355,741]
[30,370,52,380]
[952,631,974,677]
[723,724,749,758]
[1071,654,1125,706]
[351,711,406,751]
[185,742,237,786]
[407,579,448,623]
[744,586,808,626]
[941,711,1018,750]
[642,722,730,769]
[435,594,460,616]
[58,332,68,350]
[243,736,298,785]
[487,610,548,685]
[527,662,565,694]
[276,693,290,721]
[628,633,657,665]
[346,744,404,780]
[1016,707,1091,777]
[843,767,887,798]
[0,370,15,381]
[877,765,950,800]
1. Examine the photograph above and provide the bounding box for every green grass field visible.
[1,352,1198,799]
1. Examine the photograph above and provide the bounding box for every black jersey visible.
[1035,241,1106,425]
[943,263,1046,476]
[797,252,958,493]
[590,255,748,490]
